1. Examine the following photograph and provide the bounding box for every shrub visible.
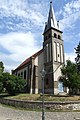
[0,82,3,93]
[5,75,27,95]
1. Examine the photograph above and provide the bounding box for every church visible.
[12,1,66,95]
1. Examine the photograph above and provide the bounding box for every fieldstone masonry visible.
[0,98,80,111]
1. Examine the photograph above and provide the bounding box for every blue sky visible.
[0,0,80,72]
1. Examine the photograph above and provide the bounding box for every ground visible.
[9,94,80,101]
[0,104,80,120]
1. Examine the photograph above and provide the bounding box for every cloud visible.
[0,32,41,71]
[0,0,45,30]
[59,0,80,30]
[65,52,76,63]
[60,12,79,30]
[0,0,28,17]
[0,0,47,72]
[63,0,80,16]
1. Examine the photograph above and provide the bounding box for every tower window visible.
[57,42,60,62]
[46,44,49,62]
[54,33,57,38]
[48,34,51,38]
[58,35,61,39]
[58,54,59,57]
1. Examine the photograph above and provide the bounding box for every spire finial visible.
[50,0,52,4]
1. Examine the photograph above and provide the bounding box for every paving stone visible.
[0,104,80,120]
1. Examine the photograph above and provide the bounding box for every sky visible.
[0,0,80,72]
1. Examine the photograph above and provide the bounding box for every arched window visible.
[58,35,61,39]
[18,73,20,77]
[54,33,57,38]
[21,72,23,78]
[24,70,26,79]
[46,78,49,85]
[54,42,57,61]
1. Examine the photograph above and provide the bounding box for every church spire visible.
[44,0,59,33]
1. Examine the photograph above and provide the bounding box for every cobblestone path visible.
[0,104,80,120]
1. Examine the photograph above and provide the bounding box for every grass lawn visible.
[7,94,80,101]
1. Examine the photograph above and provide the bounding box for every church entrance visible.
[58,79,64,93]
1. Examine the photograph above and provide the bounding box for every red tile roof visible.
[13,49,43,72]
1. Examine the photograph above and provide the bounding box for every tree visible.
[0,62,4,76]
[5,75,27,95]
[61,60,80,95]
[0,72,27,95]
[1,72,10,88]
[75,42,80,73]
[0,81,3,93]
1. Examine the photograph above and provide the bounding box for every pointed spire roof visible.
[44,1,59,33]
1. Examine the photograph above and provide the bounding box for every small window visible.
[48,34,51,38]
[18,73,20,77]
[46,78,49,85]
[54,33,57,38]
[24,70,26,79]
[58,35,61,39]
[21,72,23,77]
[58,54,59,57]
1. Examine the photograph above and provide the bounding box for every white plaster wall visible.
[53,64,62,94]
[54,88,58,95]
[53,64,62,82]
[38,51,44,91]
[35,56,38,66]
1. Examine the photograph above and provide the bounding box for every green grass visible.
[6,93,80,101]
[8,94,40,101]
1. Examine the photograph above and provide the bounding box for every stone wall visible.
[0,98,80,111]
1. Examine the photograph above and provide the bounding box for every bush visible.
[0,82,3,93]
[0,72,27,95]
[5,75,27,95]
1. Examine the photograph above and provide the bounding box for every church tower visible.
[43,1,64,94]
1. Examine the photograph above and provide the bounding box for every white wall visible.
[38,51,44,91]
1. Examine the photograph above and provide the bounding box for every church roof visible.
[44,1,59,33]
[13,49,43,71]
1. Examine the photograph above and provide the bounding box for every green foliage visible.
[61,60,80,94]
[0,75,4,93]
[0,82,3,93]
[6,75,27,95]
[75,42,80,73]
[0,61,4,76]
[2,72,10,87]
[0,72,27,95]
